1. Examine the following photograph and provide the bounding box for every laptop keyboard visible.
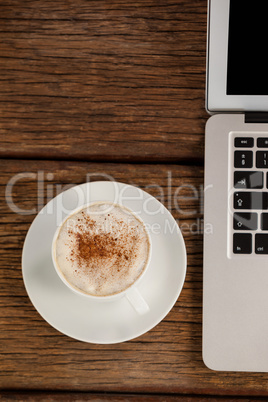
[233,136,268,254]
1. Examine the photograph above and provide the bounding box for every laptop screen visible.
[227,1,268,96]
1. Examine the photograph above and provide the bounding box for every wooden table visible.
[1,1,268,400]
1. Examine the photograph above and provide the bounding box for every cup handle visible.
[126,287,150,314]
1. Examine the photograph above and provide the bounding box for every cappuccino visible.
[53,202,150,296]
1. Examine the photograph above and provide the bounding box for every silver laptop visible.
[203,0,268,372]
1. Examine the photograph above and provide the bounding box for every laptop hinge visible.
[245,112,268,124]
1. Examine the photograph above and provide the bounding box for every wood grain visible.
[0,391,266,402]
[1,159,268,396]
[0,0,207,162]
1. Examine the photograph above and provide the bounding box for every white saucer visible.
[22,181,187,344]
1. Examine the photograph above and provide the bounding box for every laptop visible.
[203,0,268,372]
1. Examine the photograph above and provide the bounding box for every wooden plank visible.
[0,0,207,162]
[1,159,268,395]
[0,391,266,402]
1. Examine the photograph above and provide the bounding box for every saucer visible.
[22,181,187,344]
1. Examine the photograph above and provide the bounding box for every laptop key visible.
[234,171,263,189]
[256,151,268,168]
[234,192,268,210]
[234,151,253,168]
[257,138,268,148]
[234,137,254,148]
[233,212,258,230]
[233,233,252,254]
[255,234,268,254]
[261,213,268,230]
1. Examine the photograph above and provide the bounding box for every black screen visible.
[227,1,268,95]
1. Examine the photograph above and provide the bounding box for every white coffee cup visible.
[51,202,152,314]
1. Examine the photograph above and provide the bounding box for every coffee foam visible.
[54,202,150,296]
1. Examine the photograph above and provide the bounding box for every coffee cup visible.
[51,201,151,314]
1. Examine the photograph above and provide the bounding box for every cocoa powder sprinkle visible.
[57,204,150,296]
[68,216,135,275]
